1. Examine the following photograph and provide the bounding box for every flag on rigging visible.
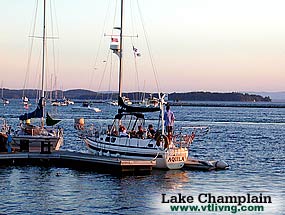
[46,112,61,126]
[111,37,119,43]
[133,46,141,57]
[19,97,44,120]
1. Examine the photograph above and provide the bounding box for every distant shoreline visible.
[1,89,272,102]
[169,101,285,108]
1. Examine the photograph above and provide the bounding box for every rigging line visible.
[89,0,113,90]
[96,51,112,96]
[141,80,146,102]
[45,45,49,98]
[52,0,60,40]
[51,0,60,94]
[130,0,140,100]
[49,0,59,94]
[112,0,118,35]
[109,0,118,85]
[108,52,113,94]
[95,49,112,94]
[33,46,42,100]
[104,54,112,100]
[23,0,39,95]
[136,0,160,93]
[95,0,118,99]
[133,54,140,99]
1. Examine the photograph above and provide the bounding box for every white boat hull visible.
[72,106,101,112]
[84,135,188,170]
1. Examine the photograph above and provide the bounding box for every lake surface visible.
[0,100,284,214]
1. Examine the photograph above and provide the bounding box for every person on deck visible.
[136,125,144,139]
[164,104,175,139]
[147,124,156,139]
[119,125,128,137]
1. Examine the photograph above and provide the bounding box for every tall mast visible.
[42,0,46,98]
[118,0,124,98]
[41,0,46,126]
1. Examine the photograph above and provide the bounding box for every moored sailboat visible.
[11,0,63,153]
[72,101,101,112]
[22,95,30,106]
[82,0,188,169]
[1,82,9,105]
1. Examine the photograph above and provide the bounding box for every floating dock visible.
[0,151,155,175]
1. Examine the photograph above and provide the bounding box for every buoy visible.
[79,118,84,125]
[74,118,85,130]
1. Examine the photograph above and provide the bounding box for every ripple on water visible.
[0,102,284,214]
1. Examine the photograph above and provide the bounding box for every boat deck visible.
[0,151,155,175]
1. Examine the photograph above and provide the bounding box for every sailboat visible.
[1,82,9,105]
[22,95,29,105]
[82,0,188,169]
[11,0,63,153]
[22,93,30,109]
[72,101,101,112]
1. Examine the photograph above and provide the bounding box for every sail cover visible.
[19,98,44,121]
[114,112,145,120]
[118,96,160,113]
[46,112,61,126]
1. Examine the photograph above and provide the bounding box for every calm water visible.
[0,100,284,214]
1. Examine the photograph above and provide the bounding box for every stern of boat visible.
[156,147,188,170]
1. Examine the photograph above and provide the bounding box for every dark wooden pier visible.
[0,151,155,175]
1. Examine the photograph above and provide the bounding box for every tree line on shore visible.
[1,89,271,102]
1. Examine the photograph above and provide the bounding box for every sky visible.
[0,0,284,93]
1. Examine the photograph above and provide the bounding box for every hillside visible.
[1,89,272,102]
[169,92,271,102]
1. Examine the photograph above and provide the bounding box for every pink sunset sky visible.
[0,0,284,93]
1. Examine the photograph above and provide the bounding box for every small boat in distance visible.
[106,96,131,106]
[51,97,75,106]
[22,93,30,109]
[1,98,9,105]
[64,97,74,105]
[72,101,101,112]
[1,82,9,105]
[22,96,29,105]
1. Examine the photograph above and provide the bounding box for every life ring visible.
[156,134,169,149]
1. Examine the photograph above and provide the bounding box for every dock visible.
[0,151,155,175]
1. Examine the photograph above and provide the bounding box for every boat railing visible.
[173,126,209,147]
[167,145,187,156]
[75,123,100,139]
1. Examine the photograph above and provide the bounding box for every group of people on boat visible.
[112,124,156,139]
[108,104,175,140]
